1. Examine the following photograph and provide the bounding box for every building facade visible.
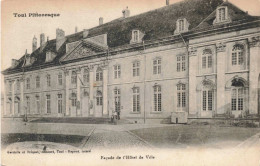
[2,0,260,123]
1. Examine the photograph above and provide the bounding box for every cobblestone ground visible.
[83,125,151,150]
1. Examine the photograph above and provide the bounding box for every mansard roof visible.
[4,0,259,74]
[193,1,260,31]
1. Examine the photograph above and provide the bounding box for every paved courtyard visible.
[1,118,260,151]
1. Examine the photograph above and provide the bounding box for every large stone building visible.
[2,0,260,123]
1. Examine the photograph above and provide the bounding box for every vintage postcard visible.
[1,0,260,165]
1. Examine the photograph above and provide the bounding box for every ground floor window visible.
[231,88,244,111]
[58,94,62,113]
[177,84,186,110]
[114,88,121,113]
[202,90,213,111]
[36,96,40,113]
[71,93,77,107]
[154,85,162,112]
[96,91,103,106]
[133,87,140,112]
[46,95,51,113]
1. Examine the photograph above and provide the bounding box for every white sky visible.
[1,0,260,71]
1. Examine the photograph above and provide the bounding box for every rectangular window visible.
[58,74,62,86]
[232,53,237,65]
[154,86,162,112]
[231,89,237,111]
[83,70,89,83]
[208,56,212,68]
[114,89,121,113]
[177,84,186,109]
[177,56,186,72]
[203,91,207,111]
[36,76,40,88]
[133,88,140,112]
[46,95,51,113]
[58,94,62,113]
[153,59,161,75]
[114,65,121,79]
[26,97,30,114]
[133,31,138,42]
[36,96,40,114]
[133,61,140,77]
[26,79,30,89]
[238,52,244,65]
[17,80,20,91]
[96,96,103,106]
[71,71,77,84]
[47,75,51,87]
[208,91,213,111]
[202,57,207,69]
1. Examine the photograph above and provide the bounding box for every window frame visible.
[58,94,63,113]
[176,55,186,72]
[58,74,63,86]
[132,87,140,113]
[26,78,30,90]
[46,95,51,113]
[71,71,77,84]
[153,58,162,75]
[36,76,40,88]
[231,44,244,66]
[153,85,162,112]
[177,83,186,111]
[46,74,51,87]
[96,67,103,81]
[133,61,140,77]
[71,93,77,107]
[114,64,121,79]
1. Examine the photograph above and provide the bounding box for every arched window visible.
[96,67,103,81]
[71,71,77,84]
[96,91,103,106]
[232,44,244,66]
[133,87,140,112]
[71,93,77,107]
[177,83,186,111]
[202,81,214,111]
[231,79,244,111]
[202,49,213,69]
[154,85,162,112]
[83,69,89,83]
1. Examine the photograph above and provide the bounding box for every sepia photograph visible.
[1,0,260,165]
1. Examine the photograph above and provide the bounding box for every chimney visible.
[40,33,45,47]
[99,17,103,25]
[122,6,130,18]
[166,0,170,5]
[56,28,66,51]
[75,26,78,33]
[83,29,89,38]
[32,35,37,52]
[47,36,49,41]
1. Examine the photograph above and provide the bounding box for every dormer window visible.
[179,19,184,32]
[218,7,226,21]
[45,51,57,62]
[130,30,144,44]
[133,31,138,42]
[214,6,231,24]
[174,18,189,34]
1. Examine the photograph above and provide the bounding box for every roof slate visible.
[5,0,259,74]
